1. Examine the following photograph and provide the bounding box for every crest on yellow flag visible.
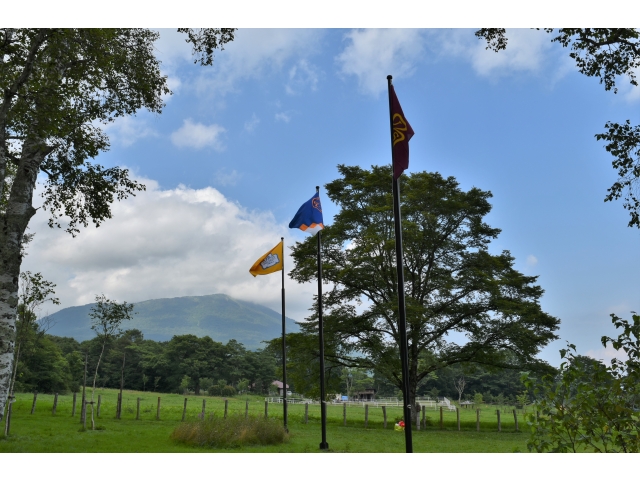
[249,241,284,277]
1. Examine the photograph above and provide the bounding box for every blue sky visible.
[19,27,639,367]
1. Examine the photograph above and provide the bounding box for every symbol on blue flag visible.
[289,192,324,234]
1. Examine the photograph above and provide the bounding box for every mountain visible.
[44,294,299,350]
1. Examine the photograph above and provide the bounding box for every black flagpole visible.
[387,75,413,453]
[281,237,288,432]
[317,185,329,450]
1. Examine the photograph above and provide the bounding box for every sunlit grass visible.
[1,390,531,452]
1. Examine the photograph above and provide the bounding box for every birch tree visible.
[454,376,466,404]
[0,28,235,421]
[88,294,134,430]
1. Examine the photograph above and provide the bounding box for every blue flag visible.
[289,192,324,234]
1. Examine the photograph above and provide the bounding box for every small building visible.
[271,380,290,396]
[352,388,376,401]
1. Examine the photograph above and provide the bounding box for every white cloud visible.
[336,29,426,96]
[585,344,629,364]
[192,29,324,98]
[244,113,260,133]
[154,29,194,67]
[103,116,159,147]
[526,254,538,266]
[285,59,320,95]
[213,169,241,187]
[433,28,562,79]
[621,68,640,103]
[275,112,291,123]
[170,119,226,150]
[22,178,318,323]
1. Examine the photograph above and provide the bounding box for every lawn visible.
[0,390,531,453]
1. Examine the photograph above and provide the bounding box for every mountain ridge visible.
[44,293,299,350]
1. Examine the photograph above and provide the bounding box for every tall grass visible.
[170,414,289,448]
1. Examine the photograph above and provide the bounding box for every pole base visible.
[319,442,329,450]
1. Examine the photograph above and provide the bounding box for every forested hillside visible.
[44,294,299,349]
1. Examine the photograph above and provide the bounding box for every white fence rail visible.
[265,396,457,411]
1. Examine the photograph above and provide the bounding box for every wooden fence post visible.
[439,406,443,429]
[80,353,87,425]
[117,352,125,419]
[421,405,426,429]
[343,403,347,426]
[116,393,121,419]
[415,402,420,431]
[156,397,161,420]
[52,392,58,415]
[382,405,387,428]
[264,400,268,418]
[137,397,141,420]
[179,398,186,421]
[224,399,228,419]
[456,407,460,431]
[201,398,206,418]
[305,403,309,424]
[30,391,37,414]
[476,408,480,432]
[245,400,249,419]
[72,392,77,417]
[97,394,102,418]
[497,409,501,432]
[364,404,369,428]
[513,409,519,432]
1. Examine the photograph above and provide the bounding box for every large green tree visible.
[0,28,235,421]
[290,165,560,420]
[476,28,640,228]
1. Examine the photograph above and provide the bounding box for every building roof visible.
[271,380,289,389]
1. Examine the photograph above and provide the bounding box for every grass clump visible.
[170,414,289,449]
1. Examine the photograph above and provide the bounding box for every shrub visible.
[171,414,289,449]
[221,385,236,397]
[524,313,640,453]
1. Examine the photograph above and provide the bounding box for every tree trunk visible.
[117,352,125,419]
[0,138,46,421]
[90,342,107,430]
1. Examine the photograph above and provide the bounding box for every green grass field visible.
[0,389,531,452]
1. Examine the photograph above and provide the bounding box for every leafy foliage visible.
[475,28,640,228]
[523,313,640,453]
[0,28,235,420]
[595,120,640,228]
[89,294,135,342]
[290,165,559,414]
[177,28,236,66]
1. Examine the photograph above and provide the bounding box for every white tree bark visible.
[0,140,44,421]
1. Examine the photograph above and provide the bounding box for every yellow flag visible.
[249,241,284,277]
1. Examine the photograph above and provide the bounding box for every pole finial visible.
[281,236,284,241]
[316,185,319,193]
[387,75,392,80]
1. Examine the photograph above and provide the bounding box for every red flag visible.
[389,85,414,180]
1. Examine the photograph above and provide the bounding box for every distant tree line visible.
[263,333,543,405]
[13,328,276,396]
